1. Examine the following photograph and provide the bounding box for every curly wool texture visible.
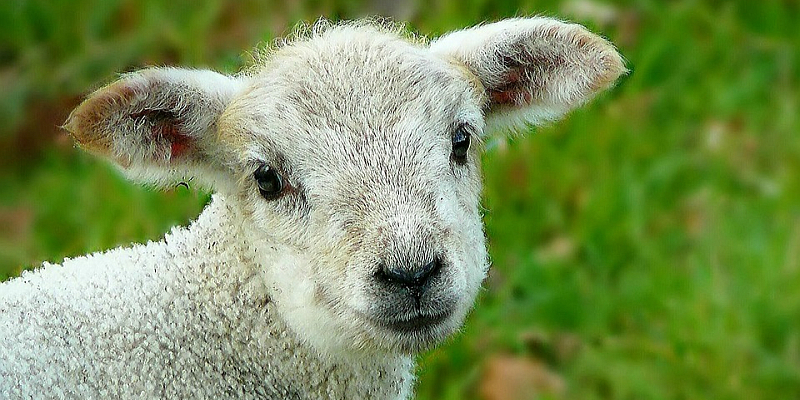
[0,196,413,399]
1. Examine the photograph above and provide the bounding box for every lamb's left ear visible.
[64,67,244,189]
[430,17,626,132]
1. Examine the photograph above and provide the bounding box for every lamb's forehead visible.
[224,25,483,167]
[262,23,453,99]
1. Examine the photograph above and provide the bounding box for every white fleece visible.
[0,195,414,399]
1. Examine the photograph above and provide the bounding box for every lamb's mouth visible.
[372,309,453,333]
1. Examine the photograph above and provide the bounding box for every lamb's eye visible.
[253,164,285,200]
[451,125,470,163]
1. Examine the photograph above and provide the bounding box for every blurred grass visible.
[1,0,799,399]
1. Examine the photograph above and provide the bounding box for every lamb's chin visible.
[384,319,462,354]
[348,307,463,354]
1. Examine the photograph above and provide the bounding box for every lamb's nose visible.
[378,258,442,288]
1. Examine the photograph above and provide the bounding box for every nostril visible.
[376,264,409,285]
[377,257,443,287]
[413,258,441,284]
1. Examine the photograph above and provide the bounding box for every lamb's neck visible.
[173,194,264,294]
[172,195,414,399]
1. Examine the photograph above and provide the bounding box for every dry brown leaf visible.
[479,354,565,400]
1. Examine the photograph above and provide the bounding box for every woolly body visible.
[0,18,624,399]
[0,197,414,399]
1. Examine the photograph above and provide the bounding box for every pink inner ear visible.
[129,109,193,159]
[489,68,533,106]
[166,127,192,159]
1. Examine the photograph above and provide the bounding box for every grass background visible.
[1,0,798,399]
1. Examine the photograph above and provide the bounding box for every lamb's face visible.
[65,18,625,356]
[220,30,490,353]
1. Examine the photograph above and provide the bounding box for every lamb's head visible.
[65,18,624,356]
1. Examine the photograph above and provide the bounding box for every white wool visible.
[0,196,414,399]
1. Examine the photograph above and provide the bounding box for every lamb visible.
[0,17,624,399]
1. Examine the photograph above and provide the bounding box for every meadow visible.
[1,0,798,398]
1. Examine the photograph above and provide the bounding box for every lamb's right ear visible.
[64,67,244,190]
[430,17,626,133]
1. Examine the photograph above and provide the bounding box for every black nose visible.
[378,258,443,287]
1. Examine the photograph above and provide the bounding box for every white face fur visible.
[65,18,625,356]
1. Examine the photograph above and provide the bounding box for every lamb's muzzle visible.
[377,257,443,288]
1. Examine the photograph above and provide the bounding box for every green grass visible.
[2,1,799,399]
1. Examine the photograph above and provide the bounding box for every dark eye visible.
[451,125,471,163]
[253,164,285,200]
